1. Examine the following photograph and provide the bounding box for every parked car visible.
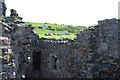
[38,27,42,29]
[53,34,56,35]
[57,34,62,36]
[44,34,48,36]
[48,34,52,36]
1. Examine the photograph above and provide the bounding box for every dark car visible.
[44,34,48,36]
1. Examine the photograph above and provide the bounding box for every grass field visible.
[25,22,86,39]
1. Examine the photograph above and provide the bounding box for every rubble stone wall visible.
[1,17,120,79]
[1,22,40,79]
[0,0,3,79]
[0,0,120,79]
[38,18,120,78]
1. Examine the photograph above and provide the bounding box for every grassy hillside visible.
[25,22,86,39]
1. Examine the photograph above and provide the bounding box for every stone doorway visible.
[33,52,41,71]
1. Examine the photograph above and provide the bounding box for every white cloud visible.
[5,0,119,26]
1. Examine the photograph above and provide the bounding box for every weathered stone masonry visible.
[38,19,119,78]
[0,0,120,79]
[0,0,40,78]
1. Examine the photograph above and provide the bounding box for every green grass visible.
[25,22,86,39]
[39,33,76,39]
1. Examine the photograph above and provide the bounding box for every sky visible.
[5,0,119,26]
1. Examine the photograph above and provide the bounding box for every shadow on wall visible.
[33,52,41,71]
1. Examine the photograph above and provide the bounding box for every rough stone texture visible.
[0,1,39,78]
[37,18,119,78]
[1,23,40,79]
[0,0,3,79]
[0,0,120,79]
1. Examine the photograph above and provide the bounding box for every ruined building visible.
[0,0,120,79]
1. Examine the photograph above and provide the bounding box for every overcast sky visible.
[5,0,119,26]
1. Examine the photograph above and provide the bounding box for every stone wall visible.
[0,2,40,78]
[1,17,120,79]
[0,0,120,79]
[1,21,40,79]
[37,18,120,78]
[0,0,3,79]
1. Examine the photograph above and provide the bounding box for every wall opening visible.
[51,56,57,71]
[33,52,41,71]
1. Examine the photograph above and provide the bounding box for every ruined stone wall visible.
[0,9,40,79]
[0,0,4,79]
[92,19,119,78]
[38,40,71,78]
[0,0,120,79]
[1,22,40,79]
[37,18,120,78]
[1,16,120,79]
[38,30,94,78]
[0,0,40,79]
